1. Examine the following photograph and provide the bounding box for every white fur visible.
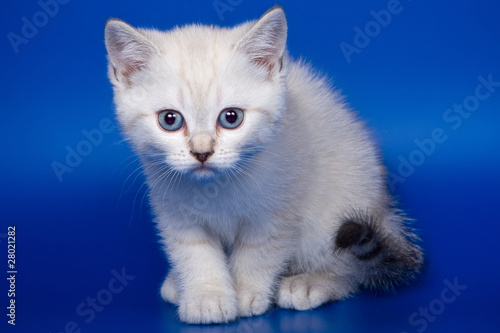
[105,7,410,324]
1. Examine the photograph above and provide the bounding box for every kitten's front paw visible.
[160,272,179,305]
[277,273,332,310]
[179,290,237,324]
[237,289,271,317]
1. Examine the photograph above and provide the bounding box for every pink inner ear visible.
[116,50,147,79]
[251,47,277,70]
[247,51,284,78]
[112,38,153,82]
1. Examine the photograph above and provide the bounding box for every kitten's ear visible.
[104,19,159,85]
[236,6,287,75]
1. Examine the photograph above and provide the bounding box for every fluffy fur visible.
[104,6,423,324]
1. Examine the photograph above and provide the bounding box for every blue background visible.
[1,0,499,332]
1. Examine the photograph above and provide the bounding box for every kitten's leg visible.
[230,228,294,317]
[277,271,356,310]
[161,226,237,324]
[160,269,179,305]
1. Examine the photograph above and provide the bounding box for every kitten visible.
[104,6,423,324]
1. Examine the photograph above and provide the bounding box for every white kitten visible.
[105,6,423,324]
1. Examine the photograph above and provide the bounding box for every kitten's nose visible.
[191,151,213,163]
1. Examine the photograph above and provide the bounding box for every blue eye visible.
[218,108,244,129]
[158,110,184,131]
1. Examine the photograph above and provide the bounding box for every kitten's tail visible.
[334,210,423,291]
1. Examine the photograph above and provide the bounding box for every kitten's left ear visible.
[236,6,287,75]
[105,19,159,85]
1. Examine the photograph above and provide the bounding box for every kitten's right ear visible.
[104,19,159,85]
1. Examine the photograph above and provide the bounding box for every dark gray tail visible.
[334,210,423,291]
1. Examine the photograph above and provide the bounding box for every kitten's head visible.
[105,7,288,180]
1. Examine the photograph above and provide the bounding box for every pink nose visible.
[191,151,213,163]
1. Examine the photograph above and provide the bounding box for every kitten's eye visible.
[218,108,244,129]
[158,110,184,131]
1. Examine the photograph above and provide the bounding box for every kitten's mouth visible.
[190,164,218,180]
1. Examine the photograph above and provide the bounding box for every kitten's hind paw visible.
[277,273,338,311]
[237,289,271,317]
[179,290,238,324]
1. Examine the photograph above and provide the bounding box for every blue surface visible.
[1,0,499,332]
